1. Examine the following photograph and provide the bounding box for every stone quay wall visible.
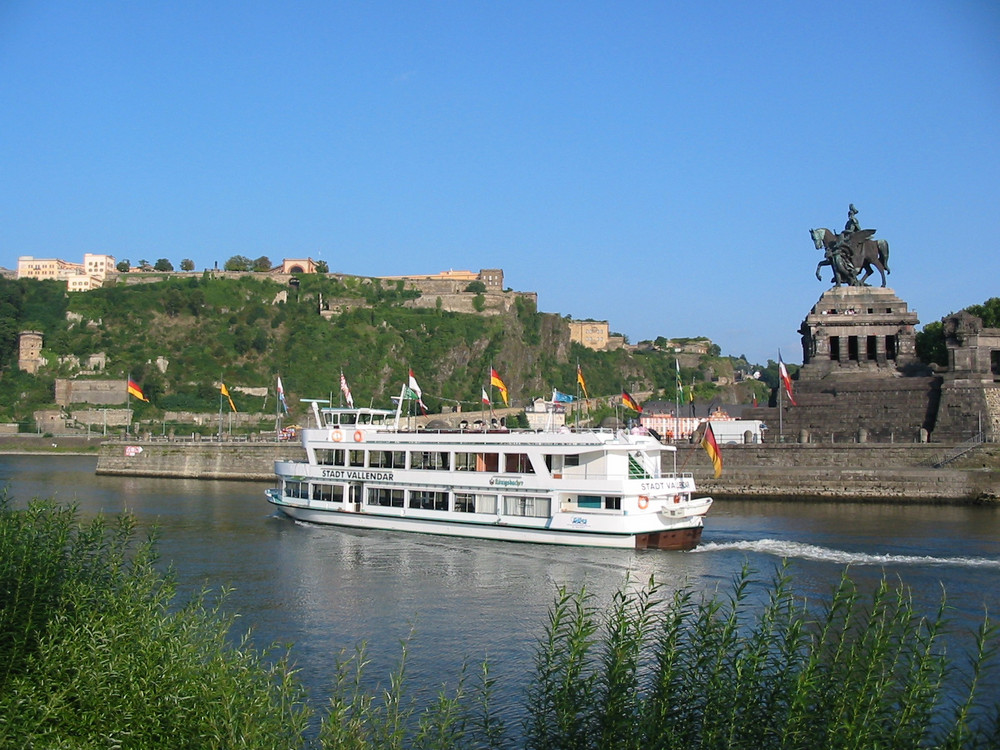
[682,443,1000,503]
[96,439,306,481]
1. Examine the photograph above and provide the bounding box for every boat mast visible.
[392,382,406,430]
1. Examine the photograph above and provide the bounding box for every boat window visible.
[410,451,449,470]
[312,484,343,503]
[456,452,500,472]
[577,495,602,509]
[503,496,550,518]
[477,453,499,472]
[370,450,405,468]
[316,448,345,466]
[357,413,371,424]
[349,450,365,467]
[284,480,308,499]
[565,454,580,467]
[369,488,404,507]
[340,413,357,425]
[409,490,448,511]
[324,413,336,426]
[504,453,532,473]
[604,496,621,510]
[475,493,498,514]
[455,493,475,512]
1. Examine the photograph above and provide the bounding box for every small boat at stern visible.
[268,403,712,550]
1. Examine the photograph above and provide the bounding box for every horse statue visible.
[810,227,890,287]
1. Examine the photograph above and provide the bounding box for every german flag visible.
[127,378,149,402]
[621,390,642,412]
[490,368,509,406]
[701,423,723,478]
[576,364,589,399]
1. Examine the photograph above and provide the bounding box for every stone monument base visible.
[798,287,919,380]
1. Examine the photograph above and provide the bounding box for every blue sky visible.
[2,1,997,365]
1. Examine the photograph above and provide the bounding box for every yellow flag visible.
[220,383,237,413]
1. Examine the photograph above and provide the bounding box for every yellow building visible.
[568,320,610,350]
[17,253,115,291]
[379,268,505,289]
[279,258,320,274]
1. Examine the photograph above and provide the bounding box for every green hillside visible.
[0,275,768,426]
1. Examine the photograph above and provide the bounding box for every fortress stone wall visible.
[55,379,126,407]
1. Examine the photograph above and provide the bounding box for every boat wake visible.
[695,539,1000,569]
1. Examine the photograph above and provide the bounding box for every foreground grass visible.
[1,495,998,749]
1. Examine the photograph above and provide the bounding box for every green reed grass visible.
[2,493,998,749]
[525,563,999,750]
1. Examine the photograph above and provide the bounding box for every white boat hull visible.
[267,490,707,550]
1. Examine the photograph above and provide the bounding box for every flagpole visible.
[218,379,224,440]
[488,363,495,424]
[126,373,131,435]
[675,360,680,445]
[778,351,784,442]
[574,361,580,429]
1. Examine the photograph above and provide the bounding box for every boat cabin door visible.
[349,483,363,512]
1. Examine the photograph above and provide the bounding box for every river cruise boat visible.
[267,403,712,550]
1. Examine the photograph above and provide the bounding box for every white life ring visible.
[353,430,364,443]
[332,429,344,442]
[637,495,649,510]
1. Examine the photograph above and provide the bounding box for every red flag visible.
[778,355,797,406]
[621,390,642,412]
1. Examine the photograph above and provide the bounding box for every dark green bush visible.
[0,496,309,748]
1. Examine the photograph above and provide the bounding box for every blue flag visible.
[553,389,575,403]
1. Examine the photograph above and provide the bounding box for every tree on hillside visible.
[224,255,252,272]
[154,259,174,272]
[252,256,272,272]
[315,260,329,273]
[137,260,152,271]
[180,259,195,271]
[116,260,130,273]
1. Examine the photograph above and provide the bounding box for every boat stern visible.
[634,521,704,550]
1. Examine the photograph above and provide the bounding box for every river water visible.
[3,454,999,731]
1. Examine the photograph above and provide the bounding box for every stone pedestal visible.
[748,287,937,443]
[799,287,919,380]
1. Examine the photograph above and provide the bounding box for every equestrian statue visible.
[810,204,891,287]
